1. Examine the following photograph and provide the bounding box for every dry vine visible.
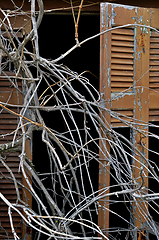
[0,1,159,240]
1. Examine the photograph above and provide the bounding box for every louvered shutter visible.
[0,72,32,240]
[0,72,23,239]
[100,3,159,127]
[0,13,31,238]
[99,2,159,236]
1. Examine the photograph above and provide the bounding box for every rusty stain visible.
[139,33,145,47]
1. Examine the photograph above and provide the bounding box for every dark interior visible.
[32,13,159,240]
[32,13,100,239]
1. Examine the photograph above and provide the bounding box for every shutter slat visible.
[112,35,134,41]
[150,49,159,54]
[111,82,132,87]
[112,28,134,35]
[150,44,159,49]
[150,72,159,77]
[111,76,133,82]
[150,32,159,37]
[112,52,134,59]
[112,46,134,53]
[149,83,159,88]
[111,110,133,127]
[150,66,159,71]
[150,38,159,43]
[112,40,134,47]
[111,87,131,92]
[111,58,134,64]
[111,64,133,70]
[111,70,134,76]
[150,61,159,65]
[0,119,17,124]
[149,77,159,82]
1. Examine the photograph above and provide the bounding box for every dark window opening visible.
[109,127,131,240]
[32,13,100,239]
[149,122,159,240]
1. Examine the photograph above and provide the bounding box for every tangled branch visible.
[0,1,159,240]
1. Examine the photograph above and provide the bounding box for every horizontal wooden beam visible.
[1,0,159,12]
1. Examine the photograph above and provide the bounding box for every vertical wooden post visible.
[22,138,32,240]
[98,3,111,237]
[133,8,150,239]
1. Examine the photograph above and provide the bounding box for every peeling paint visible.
[137,99,141,111]
[112,3,136,10]
[108,67,110,87]
[134,27,137,63]
[100,92,107,108]
[138,16,143,24]
[106,4,111,29]
[109,17,111,28]
[132,17,137,22]
[143,25,148,34]
[111,92,134,100]
[137,51,142,61]
[111,7,116,26]
[101,91,104,99]
[99,168,103,175]
[99,101,106,108]
[101,3,105,30]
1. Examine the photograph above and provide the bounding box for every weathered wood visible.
[98,3,111,237]
[100,3,159,239]
[0,72,31,240]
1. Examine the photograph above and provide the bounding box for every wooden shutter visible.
[0,72,23,239]
[99,2,159,237]
[0,10,32,238]
[0,72,32,240]
[100,3,159,127]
